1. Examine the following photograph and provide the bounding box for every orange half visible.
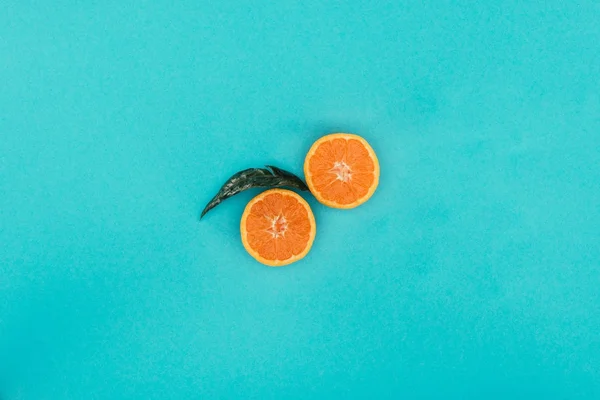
[304,133,380,209]
[240,189,316,266]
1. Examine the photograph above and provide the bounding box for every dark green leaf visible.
[200,166,309,219]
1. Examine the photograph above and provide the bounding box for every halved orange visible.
[304,133,380,209]
[240,189,316,266]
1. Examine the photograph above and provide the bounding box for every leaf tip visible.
[200,207,209,220]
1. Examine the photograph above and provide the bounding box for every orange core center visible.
[267,215,288,238]
[331,161,352,182]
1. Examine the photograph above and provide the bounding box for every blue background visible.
[1,1,599,399]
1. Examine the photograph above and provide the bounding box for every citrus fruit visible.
[304,133,380,209]
[240,189,316,266]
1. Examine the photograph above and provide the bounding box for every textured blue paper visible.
[1,1,599,398]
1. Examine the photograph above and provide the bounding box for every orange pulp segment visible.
[304,133,380,208]
[240,189,316,266]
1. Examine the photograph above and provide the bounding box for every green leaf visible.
[200,166,309,219]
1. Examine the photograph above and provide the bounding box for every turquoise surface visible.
[1,1,599,398]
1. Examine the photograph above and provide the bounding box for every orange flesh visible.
[305,134,379,208]
[241,189,316,266]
